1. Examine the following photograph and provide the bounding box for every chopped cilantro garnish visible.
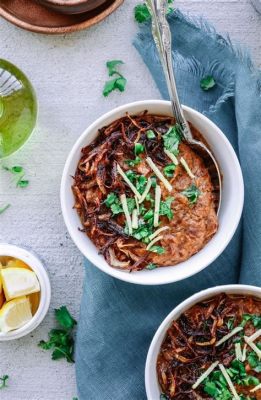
[146,263,158,270]
[248,351,261,372]
[134,143,144,156]
[149,245,165,254]
[143,209,154,221]
[104,193,135,215]
[38,306,77,363]
[240,314,261,328]
[146,129,156,139]
[0,204,10,215]
[132,224,153,242]
[0,375,9,389]
[226,318,235,330]
[200,76,216,91]
[125,157,141,167]
[17,179,29,188]
[162,124,182,155]
[103,60,127,97]
[182,184,201,204]
[160,197,174,220]
[136,175,147,194]
[163,163,176,178]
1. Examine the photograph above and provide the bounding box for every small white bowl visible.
[0,243,51,341]
[61,100,244,285]
[145,284,261,400]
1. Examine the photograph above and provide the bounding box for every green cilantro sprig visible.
[200,75,216,91]
[2,165,29,188]
[0,204,10,215]
[103,60,127,97]
[0,375,9,389]
[160,197,174,220]
[38,306,77,363]
[182,184,201,204]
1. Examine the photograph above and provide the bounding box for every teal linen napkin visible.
[76,10,261,400]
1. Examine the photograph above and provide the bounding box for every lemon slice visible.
[0,296,32,332]
[1,267,40,301]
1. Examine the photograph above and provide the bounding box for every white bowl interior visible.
[0,244,51,341]
[145,284,261,400]
[61,100,244,285]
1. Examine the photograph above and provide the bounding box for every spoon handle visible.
[147,0,193,141]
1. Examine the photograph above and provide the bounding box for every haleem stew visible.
[72,112,218,272]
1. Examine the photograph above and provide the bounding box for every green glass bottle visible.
[0,59,37,159]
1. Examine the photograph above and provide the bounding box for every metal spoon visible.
[146,0,222,214]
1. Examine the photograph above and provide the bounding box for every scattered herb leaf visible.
[181,184,201,204]
[0,375,9,389]
[134,1,174,24]
[200,76,216,91]
[0,204,10,215]
[17,179,29,188]
[2,165,29,188]
[103,60,127,97]
[38,306,77,363]
[106,60,124,76]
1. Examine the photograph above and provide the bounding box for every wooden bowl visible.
[37,0,108,14]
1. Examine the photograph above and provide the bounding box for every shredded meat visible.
[72,112,218,271]
[157,294,261,399]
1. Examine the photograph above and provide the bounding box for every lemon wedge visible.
[0,296,32,332]
[1,267,40,301]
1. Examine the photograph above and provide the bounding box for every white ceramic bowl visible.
[0,243,51,341]
[61,100,244,285]
[145,284,261,400]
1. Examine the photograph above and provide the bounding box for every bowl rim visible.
[40,0,106,7]
[60,99,244,285]
[0,243,51,341]
[145,284,261,400]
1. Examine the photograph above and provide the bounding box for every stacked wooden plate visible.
[0,0,123,34]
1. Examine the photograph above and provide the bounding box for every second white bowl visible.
[61,100,244,285]
[145,284,261,400]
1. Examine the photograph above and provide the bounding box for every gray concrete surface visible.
[0,0,260,399]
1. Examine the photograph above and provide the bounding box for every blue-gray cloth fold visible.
[76,10,261,400]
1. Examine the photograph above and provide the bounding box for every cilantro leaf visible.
[103,77,127,97]
[0,204,10,215]
[0,375,9,389]
[136,175,147,193]
[146,130,156,139]
[39,307,77,364]
[163,124,182,155]
[17,179,29,188]
[200,75,216,91]
[55,306,77,330]
[163,163,176,178]
[104,193,118,207]
[149,245,165,254]
[181,184,201,204]
[134,143,144,156]
[146,263,158,270]
[134,1,174,24]
[106,60,124,76]
[160,197,174,220]
[124,157,141,167]
[134,3,151,23]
